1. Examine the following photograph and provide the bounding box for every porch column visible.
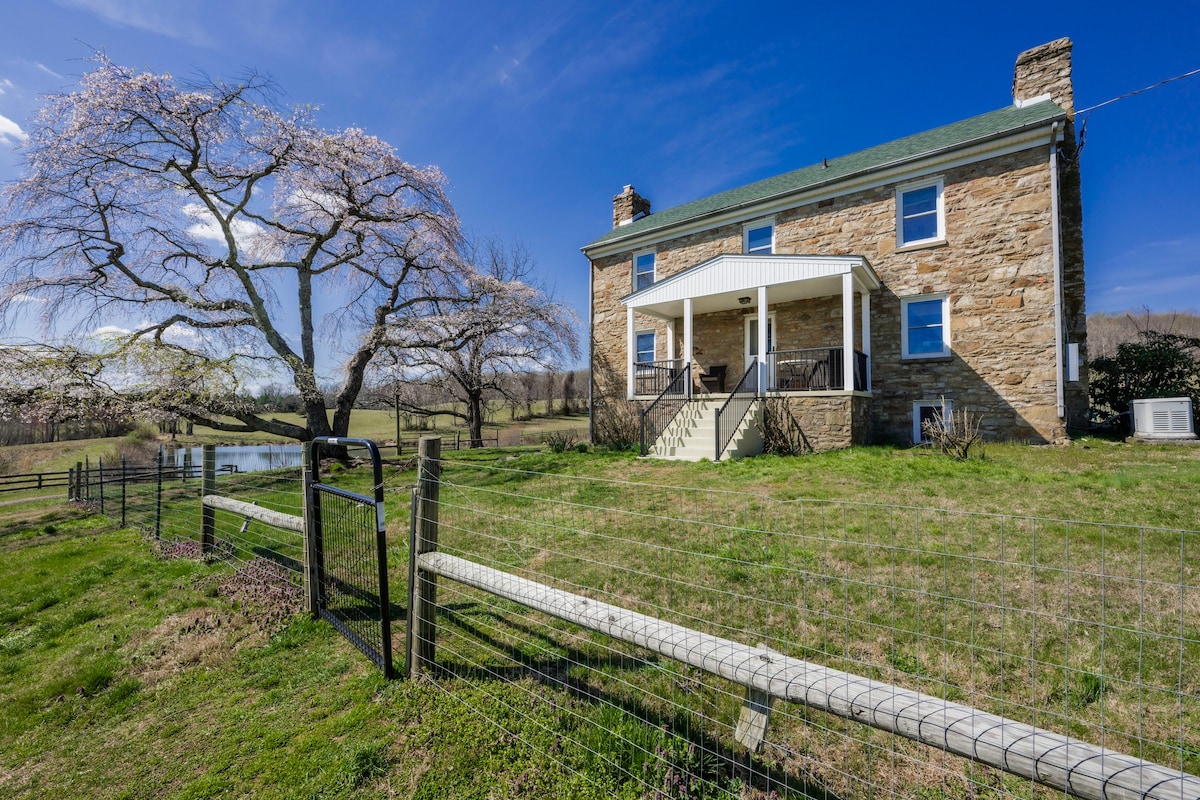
[757,286,768,393]
[861,290,871,392]
[683,298,693,386]
[842,273,854,392]
[666,318,676,362]
[626,306,635,399]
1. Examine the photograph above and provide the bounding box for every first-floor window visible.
[636,330,656,364]
[913,399,952,443]
[901,294,950,358]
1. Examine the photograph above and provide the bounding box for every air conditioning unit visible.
[1131,397,1196,440]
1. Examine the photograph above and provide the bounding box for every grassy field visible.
[1,439,1198,798]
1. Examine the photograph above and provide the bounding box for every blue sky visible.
[1,1,1198,377]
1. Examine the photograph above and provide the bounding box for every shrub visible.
[592,395,641,451]
[543,429,578,453]
[1089,330,1200,433]
[922,405,983,460]
[759,398,810,456]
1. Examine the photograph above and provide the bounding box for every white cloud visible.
[10,294,48,303]
[92,324,132,339]
[181,203,279,260]
[0,79,13,95]
[34,63,64,80]
[0,113,28,146]
[53,0,212,46]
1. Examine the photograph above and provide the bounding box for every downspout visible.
[1049,121,1065,422]
[587,260,594,444]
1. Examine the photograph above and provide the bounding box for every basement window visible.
[913,399,952,444]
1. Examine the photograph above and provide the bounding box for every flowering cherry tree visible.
[0,55,461,440]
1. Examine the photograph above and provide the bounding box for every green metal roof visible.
[584,100,1065,251]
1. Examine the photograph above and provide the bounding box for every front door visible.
[744,314,775,375]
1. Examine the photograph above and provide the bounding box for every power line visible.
[1077,65,1200,153]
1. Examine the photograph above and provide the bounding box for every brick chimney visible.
[1013,38,1074,117]
[612,185,651,229]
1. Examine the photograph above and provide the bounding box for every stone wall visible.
[774,394,869,451]
[592,145,1070,446]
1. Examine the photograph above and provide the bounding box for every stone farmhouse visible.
[583,39,1087,459]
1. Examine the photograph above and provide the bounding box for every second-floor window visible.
[897,179,944,246]
[634,251,655,291]
[744,221,774,254]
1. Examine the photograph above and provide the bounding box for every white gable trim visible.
[622,254,879,316]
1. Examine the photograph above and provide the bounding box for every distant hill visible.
[1087,311,1200,359]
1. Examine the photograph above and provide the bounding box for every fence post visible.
[301,443,321,617]
[408,436,441,678]
[75,461,83,502]
[98,456,105,515]
[201,445,215,555]
[120,455,127,528]
[154,445,163,539]
[85,455,91,503]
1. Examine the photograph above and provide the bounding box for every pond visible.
[162,444,304,474]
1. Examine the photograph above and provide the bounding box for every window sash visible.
[635,331,655,363]
[902,296,948,358]
[745,224,773,254]
[635,253,655,290]
[899,182,942,245]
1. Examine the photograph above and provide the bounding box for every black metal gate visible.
[309,437,394,678]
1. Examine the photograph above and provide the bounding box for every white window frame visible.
[635,329,656,364]
[913,398,953,444]
[896,178,945,248]
[743,218,775,254]
[900,293,950,359]
[633,250,656,291]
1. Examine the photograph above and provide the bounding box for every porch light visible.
[738,296,752,305]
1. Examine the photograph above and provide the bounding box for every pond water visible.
[163,444,303,474]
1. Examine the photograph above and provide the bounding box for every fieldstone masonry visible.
[589,40,1087,452]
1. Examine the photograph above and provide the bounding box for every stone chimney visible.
[612,185,651,229]
[1013,38,1074,116]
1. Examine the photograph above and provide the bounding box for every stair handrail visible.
[714,360,759,461]
[638,363,692,456]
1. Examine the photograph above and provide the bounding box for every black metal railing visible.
[638,364,691,456]
[767,347,869,392]
[714,360,760,461]
[634,358,685,396]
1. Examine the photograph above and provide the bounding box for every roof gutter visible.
[1049,121,1065,424]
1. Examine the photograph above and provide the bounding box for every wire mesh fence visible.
[416,457,1200,800]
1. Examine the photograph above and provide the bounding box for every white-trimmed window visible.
[913,399,952,444]
[743,219,774,254]
[634,251,656,291]
[897,178,944,246]
[901,294,950,359]
[635,330,656,364]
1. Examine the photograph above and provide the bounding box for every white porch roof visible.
[622,254,881,320]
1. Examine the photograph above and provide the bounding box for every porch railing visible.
[638,364,691,456]
[634,358,684,396]
[714,360,759,461]
[767,347,868,392]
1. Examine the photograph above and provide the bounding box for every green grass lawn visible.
[1,440,1198,798]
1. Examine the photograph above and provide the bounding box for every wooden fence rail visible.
[407,436,1200,800]
[414,550,1200,800]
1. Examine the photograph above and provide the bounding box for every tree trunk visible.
[467,390,484,448]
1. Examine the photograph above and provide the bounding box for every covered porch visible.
[623,254,881,399]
